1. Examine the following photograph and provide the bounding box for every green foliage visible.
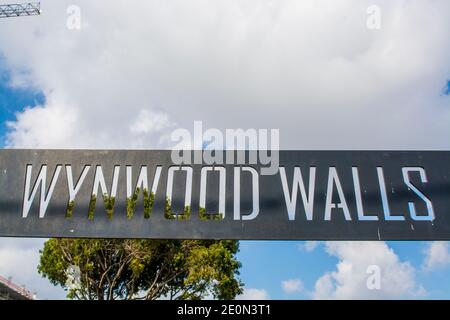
[103,194,116,219]
[38,239,243,300]
[199,207,224,221]
[87,194,116,220]
[126,189,139,219]
[127,188,155,219]
[88,194,96,220]
[181,205,191,220]
[164,197,175,219]
[143,189,155,219]
[164,197,191,220]
[66,200,75,218]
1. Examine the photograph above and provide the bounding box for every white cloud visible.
[282,278,303,294]
[237,288,269,300]
[422,242,450,271]
[312,242,426,299]
[299,241,320,253]
[129,109,172,135]
[0,0,449,150]
[5,100,78,148]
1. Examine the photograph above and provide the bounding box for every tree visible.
[38,239,243,300]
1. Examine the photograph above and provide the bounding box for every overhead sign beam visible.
[0,150,449,240]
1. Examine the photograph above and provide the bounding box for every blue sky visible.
[238,241,450,299]
[0,59,45,146]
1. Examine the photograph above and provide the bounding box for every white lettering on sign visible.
[352,167,378,221]
[166,166,193,208]
[22,165,62,218]
[279,167,316,221]
[200,166,226,218]
[377,167,405,221]
[91,165,120,198]
[325,167,352,221]
[21,164,435,222]
[66,165,91,204]
[234,167,259,221]
[402,167,435,221]
[126,165,162,198]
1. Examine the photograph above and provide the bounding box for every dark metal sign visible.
[0,149,449,240]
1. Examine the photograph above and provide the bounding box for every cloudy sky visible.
[0,0,449,299]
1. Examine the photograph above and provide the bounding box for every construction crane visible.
[0,2,40,18]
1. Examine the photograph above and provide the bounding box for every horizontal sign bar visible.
[0,150,449,240]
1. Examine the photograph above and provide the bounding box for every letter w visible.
[279,167,316,221]
[22,165,62,218]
